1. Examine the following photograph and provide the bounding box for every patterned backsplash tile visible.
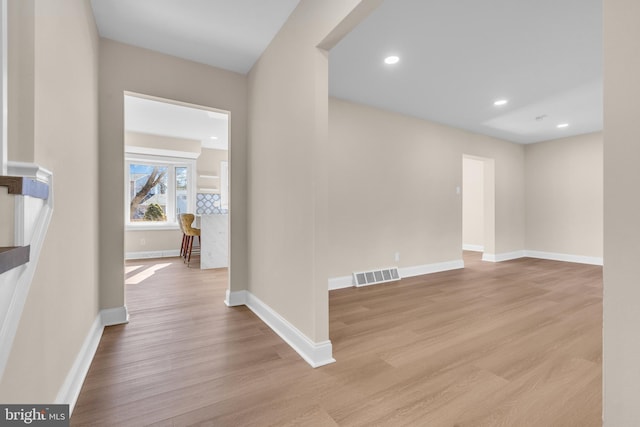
[196,193,229,215]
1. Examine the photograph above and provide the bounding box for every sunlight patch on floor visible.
[125,262,173,285]
[125,264,144,274]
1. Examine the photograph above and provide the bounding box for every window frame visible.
[220,160,229,211]
[125,150,196,231]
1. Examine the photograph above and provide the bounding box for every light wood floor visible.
[71,252,602,426]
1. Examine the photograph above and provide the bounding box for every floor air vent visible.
[353,267,400,287]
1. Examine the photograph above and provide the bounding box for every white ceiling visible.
[124,95,229,150]
[329,0,602,144]
[90,0,300,74]
[92,0,603,145]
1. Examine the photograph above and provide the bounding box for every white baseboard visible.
[399,259,465,278]
[481,250,603,266]
[228,290,335,368]
[462,244,484,252]
[125,250,180,260]
[482,251,526,262]
[328,259,465,290]
[56,305,129,415]
[225,289,248,307]
[100,306,129,327]
[328,275,353,290]
[525,250,603,266]
[55,314,103,414]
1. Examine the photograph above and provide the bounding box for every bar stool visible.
[178,214,187,259]
[179,213,201,266]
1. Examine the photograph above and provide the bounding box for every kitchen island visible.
[199,214,228,269]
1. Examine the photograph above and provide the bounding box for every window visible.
[125,153,195,228]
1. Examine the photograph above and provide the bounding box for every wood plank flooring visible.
[71,252,602,426]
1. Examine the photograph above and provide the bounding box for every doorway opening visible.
[122,92,231,298]
[462,155,495,260]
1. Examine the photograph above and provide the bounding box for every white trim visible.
[328,275,353,290]
[244,292,335,368]
[125,224,180,231]
[481,253,497,262]
[399,259,465,278]
[224,289,247,307]
[328,260,465,289]
[124,154,196,227]
[125,145,199,159]
[220,160,229,210]
[55,306,128,416]
[55,314,103,414]
[100,306,129,327]
[228,290,334,368]
[480,250,602,265]
[6,161,53,181]
[462,244,484,252]
[525,250,603,266]
[0,163,53,382]
[125,250,180,260]
[482,251,526,262]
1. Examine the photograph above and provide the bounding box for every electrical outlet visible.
[394,252,400,262]
[140,238,146,246]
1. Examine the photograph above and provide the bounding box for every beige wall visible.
[126,131,201,154]
[196,147,228,189]
[7,0,34,162]
[125,229,181,255]
[125,130,228,188]
[328,98,525,278]
[603,0,640,423]
[0,0,100,402]
[0,190,14,247]
[247,0,377,343]
[525,132,603,258]
[463,157,485,249]
[99,39,248,309]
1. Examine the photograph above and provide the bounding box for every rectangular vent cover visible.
[353,267,400,287]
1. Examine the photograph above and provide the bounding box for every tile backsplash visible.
[196,193,228,215]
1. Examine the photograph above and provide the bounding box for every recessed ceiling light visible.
[384,55,400,65]
[557,123,569,128]
[494,99,508,106]
[210,136,218,140]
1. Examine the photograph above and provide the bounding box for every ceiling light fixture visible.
[384,55,400,65]
[210,136,218,139]
[494,99,508,106]
[557,123,569,128]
